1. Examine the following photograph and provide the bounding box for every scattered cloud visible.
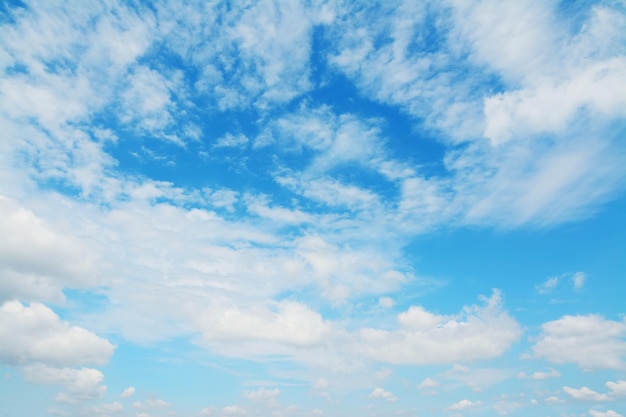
[589,410,624,417]
[518,369,561,380]
[535,277,560,294]
[214,133,249,149]
[356,290,521,365]
[120,386,135,399]
[0,196,102,303]
[445,399,481,411]
[243,387,280,407]
[532,314,626,370]
[572,272,586,289]
[0,1,624,417]
[0,300,115,367]
[563,386,610,402]
[417,377,439,389]
[22,364,107,404]
[368,387,397,402]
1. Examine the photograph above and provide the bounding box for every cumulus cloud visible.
[195,300,329,349]
[120,386,135,398]
[417,377,439,389]
[356,290,521,364]
[445,399,481,411]
[0,196,101,303]
[22,364,107,404]
[563,380,626,402]
[368,387,397,402]
[563,386,610,402]
[0,300,115,367]
[243,387,280,407]
[222,404,247,416]
[589,410,624,417]
[606,380,626,397]
[532,314,626,370]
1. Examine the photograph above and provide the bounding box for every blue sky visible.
[1,1,625,416]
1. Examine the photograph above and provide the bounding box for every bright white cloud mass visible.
[0,1,625,416]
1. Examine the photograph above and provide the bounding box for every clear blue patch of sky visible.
[402,195,626,321]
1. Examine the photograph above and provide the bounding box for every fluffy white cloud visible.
[446,399,481,411]
[368,387,397,402]
[356,290,521,364]
[532,314,626,370]
[195,300,330,348]
[243,387,280,407]
[606,380,626,397]
[563,386,610,402]
[417,377,439,389]
[120,386,135,398]
[589,410,624,417]
[0,196,102,303]
[0,300,115,367]
[563,380,626,402]
[22,364,106,404]
[222,405,247,416]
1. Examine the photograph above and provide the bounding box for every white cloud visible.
[563,386,610,402]
[195,300,330,348]
[0,196,102,303]
[532,314,626,370]
[535,277,560,294]
[214,133,249,149]
[517,368,560,380]
[243,387,280,408]
[444,365,513,392]
[378,297,395,309]
[356,290,521,364]
[0,300,115,367]
[22,364,107,404]
[90,401,124,415]
[589,410,624,417]
[222,405,247,416]
[446,399,481,411]
[368,387,397,402]
[544,396,563,404]
[144,398,170,408]
[483,57,626,145]
[417,377,439,389]
[120,386,135,398]
[119,66,175,137]
[606,380,626,397]
[572,272,586,289]
[314,378,329,391]
[563,380,626,403]
[374,368,393,380]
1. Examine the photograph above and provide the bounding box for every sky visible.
[0,0,625,416]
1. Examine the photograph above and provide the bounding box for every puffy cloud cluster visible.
[23,364,107,404]
[356,290,521,364]
[532,314,626,370]
[0,300,115,367]
[0,196,102,303]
